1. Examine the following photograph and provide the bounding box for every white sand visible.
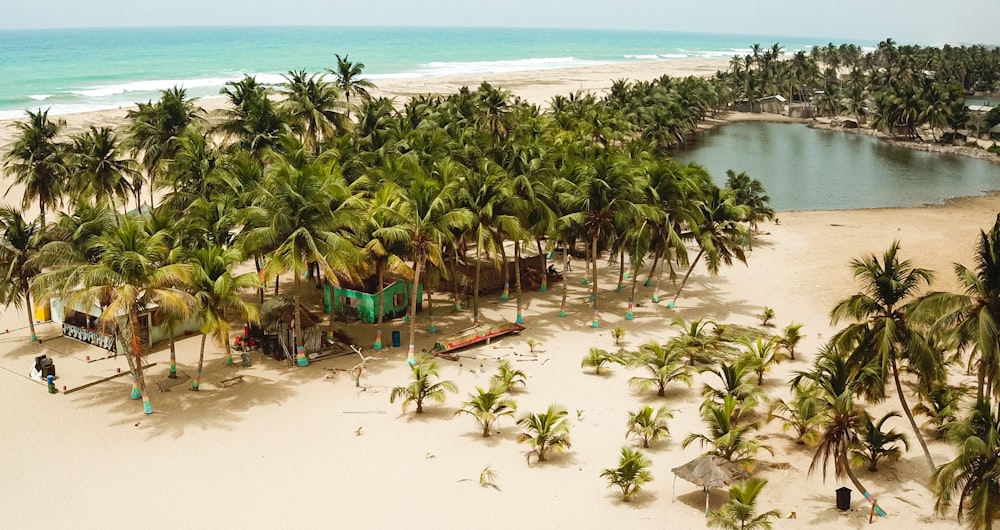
[0,59,990,529]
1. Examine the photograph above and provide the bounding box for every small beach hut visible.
[331,279,422,324]
[49,296,200,351]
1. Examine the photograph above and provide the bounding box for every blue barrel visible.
[391,330,401,348]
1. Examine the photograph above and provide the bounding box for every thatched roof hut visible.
[260,295,321,333]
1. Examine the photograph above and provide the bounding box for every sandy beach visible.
[0,58,994,529]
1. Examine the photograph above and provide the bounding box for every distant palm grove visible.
[2,43,1000,529]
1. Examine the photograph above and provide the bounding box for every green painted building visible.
[331,280,422,324]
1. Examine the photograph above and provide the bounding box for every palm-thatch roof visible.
[260,295,321,332]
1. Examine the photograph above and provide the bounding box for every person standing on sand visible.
[566,254,572,271]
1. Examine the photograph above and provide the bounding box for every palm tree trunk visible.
[841,446,887,516]
[254,255,264,304]
[193,334,206,390]
[38,200,46,230]
[473,229,484,325]
[890,356,935,472]
[536,239,548,292]
[673,248,706,304]
[591,235,599,328]
[627,253,639,321]
[127,310,153,414]
[514,240,523,324]
[425,280,435,334]
[652,250,665,303]
[616,249,625,292]
[374,262,385,350]
[167,327,177,378]
[560,239,568,317]
[406,254,424,367]
[647,251,660,288]
[24,290,37,342]
[499,236,510,302]
[452,246,462,311]
[293,271,307,366]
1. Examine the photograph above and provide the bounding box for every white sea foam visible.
[414,57,599,77]
[28,94,52,101]
[624,54,661,60]
[659,53,689,59]
[70,77,242,98]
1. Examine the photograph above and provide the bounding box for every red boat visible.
[431,322,526,359]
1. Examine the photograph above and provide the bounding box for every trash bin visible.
[391,330,401,348]
[34,355,55,378]
[836,487,852,511]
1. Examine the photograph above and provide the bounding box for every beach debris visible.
[354,426,363,436]
[479,465,500,491]
[425,452,436,460]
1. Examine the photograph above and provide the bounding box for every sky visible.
[1,0,996,46]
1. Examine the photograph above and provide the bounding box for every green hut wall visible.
[332,280,423,324]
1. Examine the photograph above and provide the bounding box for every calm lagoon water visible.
[673,122,1000,211]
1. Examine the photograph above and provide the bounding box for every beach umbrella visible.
[671,455,747,515]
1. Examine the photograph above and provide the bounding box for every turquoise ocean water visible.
[0,26,866,120]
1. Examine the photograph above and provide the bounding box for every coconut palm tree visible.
[361,183,414,350]
[601,446,654,502]
[671,317,723,366]
[919,214,1000,404]
[124,87,202,208]
[0,207,44,342]
[850,410,909,472]
[454,383,518,437]
[279,69,346,152]
[809,390,886,516]
[239,153,360,366]
[725,170,774,242]
[767,382,826,446]
[490,359,527,391]
[672,185,749,303]
[683,394,772,470]
[368,163,471,366]
[777,322,804,360]
[931,399,1000,530]
[830,241,940,472]
[3,108,67,227]
[625,340,692,397]
[625,404,673,448]
[738,336,786,386]
[66,126,139,216]
[214,76,285,156]
[516,404,572,464]
[328,53,376,113]
[708,477,781,530]
[31,217,194,414]
[188,245,260,391]
[581,347,622,375]
[389,354,457,414]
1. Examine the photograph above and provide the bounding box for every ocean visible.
[0,26,867,120]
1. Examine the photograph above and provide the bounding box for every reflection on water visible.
[672,122,1000,211]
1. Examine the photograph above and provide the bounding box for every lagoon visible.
[673,122,1000,211]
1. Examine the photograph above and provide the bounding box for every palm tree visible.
[368,164,471,366]
[188,245,260,391]
[625,405,673,448]
[490,359,527,391]
[280,69,346,152]
[453,383,517,437]
[389,354,457,414]
[931,400,1000,530]
[32,218,194,414]
[214,76,285,156]
[809,391,886,516]
[0,207,44,342]
[850,410,909,472]
[3,108,67,227]
[66,126,138,216]
[738,337,786,386]
[830,241,940,472]
[600,446,654,502]
[362,184,414,350]
[767,382,826,446]
[683,394,771,470]
[625,340,692,397]
[328,53,376,111]
[725,170,774,243]
[671,316,722,366]
[919,214,1000,404]
[239,155,360,367]
[777,322,804,360]
[124,87,202,208]
[672,186,749,304]
[516,404,572,464]
[708,477,781,530]
[581,347,622,375]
